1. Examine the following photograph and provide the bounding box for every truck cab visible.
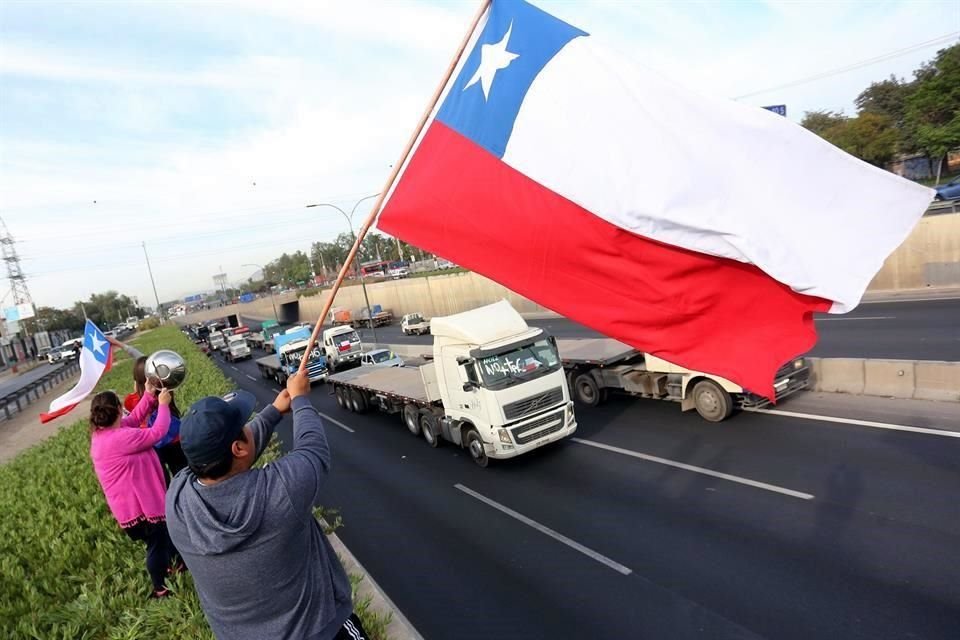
[401,313,430,336]
[225,335,251,362]
[276,328,328,384]
[429,300,576,466]
[208,331,226,352]
[322,326,362,372]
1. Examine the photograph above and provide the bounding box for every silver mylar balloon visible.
[145,350,187,389]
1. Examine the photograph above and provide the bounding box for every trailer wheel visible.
[465,429,489,468]
[335,386,347,410]
[573,373,603,407]
[350,388,368,414]
[259,367,269,380]
[419,411,439,448]
[692,380,734,422]
[402,404,420,436]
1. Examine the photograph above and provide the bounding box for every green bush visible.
[136,318,160,332]
[0,327,388,640]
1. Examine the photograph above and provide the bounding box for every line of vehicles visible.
[187,299,809,468]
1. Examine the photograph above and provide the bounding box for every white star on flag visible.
[464,22,519,100]
[89,331,106,356]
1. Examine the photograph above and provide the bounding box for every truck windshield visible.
[281,344,324,367]
[477,338,560,389]
[333,331,360,350]
[408,314,423,323]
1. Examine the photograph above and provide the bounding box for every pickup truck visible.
[401,313,430,336]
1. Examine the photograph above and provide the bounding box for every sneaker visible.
[149,588,171,599]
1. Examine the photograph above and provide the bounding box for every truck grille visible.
[503,387,564,420]
[511,410,565,445]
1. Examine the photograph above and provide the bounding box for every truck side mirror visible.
[456,356,472,366]
[462,381,478,392]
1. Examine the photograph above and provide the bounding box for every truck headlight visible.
[794,359,804,370]
[498,429,512,444]
[566,402,575,424]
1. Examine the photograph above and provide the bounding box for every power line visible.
[735,31,959,99]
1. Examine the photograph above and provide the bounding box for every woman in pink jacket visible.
[89,383,178,598]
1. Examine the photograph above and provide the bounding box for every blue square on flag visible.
[83,320,110,365]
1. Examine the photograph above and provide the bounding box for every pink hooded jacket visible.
[90,393,171,528]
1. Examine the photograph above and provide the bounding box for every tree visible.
[822,112,899,167]
[72,291,143,329]
[264,251,313,287]
[20,306,84,334]
[800,110,848,136]
[904,44,960,183]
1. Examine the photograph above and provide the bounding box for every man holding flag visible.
[41,319,113,423]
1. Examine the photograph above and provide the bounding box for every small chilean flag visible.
[40,320,113,423]
[377,0,933,398]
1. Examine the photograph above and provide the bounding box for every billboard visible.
[184,294,204,303]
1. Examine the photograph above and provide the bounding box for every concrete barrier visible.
[809,357,959,402]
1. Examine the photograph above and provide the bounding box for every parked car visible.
[359,349,405,368]
[934,176,960,201]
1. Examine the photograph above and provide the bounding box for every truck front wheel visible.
[465,429,489,468]
[335,386,347,410]
[574,373,604,407]
[692,379,734,422]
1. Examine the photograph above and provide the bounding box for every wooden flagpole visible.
[297,0,491,375]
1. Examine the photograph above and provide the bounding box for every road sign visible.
[184,294,203,303]
[763,104,787,117]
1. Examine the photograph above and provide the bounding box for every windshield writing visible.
[478,339,560,388]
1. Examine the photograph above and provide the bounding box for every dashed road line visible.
[245,374,258,381]
[455,484,632,575]
[318,411,356,433]
[570,438,814,500]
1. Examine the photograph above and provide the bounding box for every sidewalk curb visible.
[327,530,425,640]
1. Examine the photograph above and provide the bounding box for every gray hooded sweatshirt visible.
[165,397,352,640]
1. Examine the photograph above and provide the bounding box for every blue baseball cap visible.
[180,390,257,467]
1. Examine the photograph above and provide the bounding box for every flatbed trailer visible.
[557,338,809,422]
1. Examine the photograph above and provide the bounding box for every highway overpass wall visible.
[177,214,959,328]
[869,212,960,291]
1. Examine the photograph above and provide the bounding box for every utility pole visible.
[142,242,163,323]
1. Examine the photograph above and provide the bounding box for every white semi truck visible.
[327,300,577,467]
[322,325,363,372]
[558,338,809,422]
[225,335,252,362]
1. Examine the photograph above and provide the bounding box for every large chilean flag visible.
[377,0,933,398]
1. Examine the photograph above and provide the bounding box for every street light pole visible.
[142,241,163,324]
[306,193,380,343]
[243,263,279,323]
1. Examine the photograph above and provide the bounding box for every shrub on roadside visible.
[136,317,161,332]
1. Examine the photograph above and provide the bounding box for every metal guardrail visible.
[927,200,959,216]
[0,361,80,422]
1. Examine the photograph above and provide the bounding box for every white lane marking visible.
[455,484,632,575]
[750,408,960,439]
[272,388,281,393]
[570,438,814,501]
[317,411,356,433]
[862,295,960,304]
[814,316,893,321]
[230,366,239,371]
[245,374,258,381]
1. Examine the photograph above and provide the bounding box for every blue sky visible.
[1,0,957,309]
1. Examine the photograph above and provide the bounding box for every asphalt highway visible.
[214,351,960,640]
[242,297,960,362]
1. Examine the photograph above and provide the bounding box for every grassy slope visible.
[0,327,389,639]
